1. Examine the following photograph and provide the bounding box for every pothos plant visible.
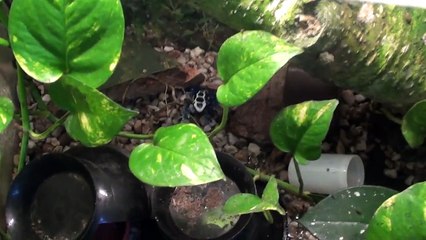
[0,0,425,239]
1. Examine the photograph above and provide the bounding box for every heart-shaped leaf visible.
[299,186,398,240]
[216,30,302,107]
[0,37,8,47]
[49,76,137,146]
[129,123,225,187]
[270,100,338,164]
[8,0,124,87]
[224,177,285,215]
[366,182,426,240]
[0,97,14,133]
[223,194,277,215]
[262,177,279,204]
[402,100,426,148]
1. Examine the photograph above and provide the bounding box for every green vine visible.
[16,65,29,173]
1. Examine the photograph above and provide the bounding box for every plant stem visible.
[381,108,402,125]
[28,81,58,122]
[293,160,304,195]
[209,105,229,138]
[30,112,69,140]
[117,131,154,140]
[263,210,274,224]
[17,65,29,173]
[245,167,311,201]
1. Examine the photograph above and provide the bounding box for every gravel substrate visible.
[14,44,426,240]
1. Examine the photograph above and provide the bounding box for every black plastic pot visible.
[5,146,148,240]
[151,152,259,240]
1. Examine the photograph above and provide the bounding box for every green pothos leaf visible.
[270,100,339,164]
[0,97,14,133]
[402,100,426,148]
[8,0,124,87]
[367,182,426,240]
[216,30,302,107]
[129,123,225,187]
[49,76,137,146]
[224,177,285,216]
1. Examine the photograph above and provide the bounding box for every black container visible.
[5,146,148,240]
[151,152,259,240]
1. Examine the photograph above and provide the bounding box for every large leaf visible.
[299,186,398,240]
[49,76,137,146]
[270,100,339,164]
[8,0,124,87]
[129,124,225,187]
[366,182,426,240]
[402,100,426,148]
[216,30,302,107]
[0,97,14,133]
[224,177,285,215]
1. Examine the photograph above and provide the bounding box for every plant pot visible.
[151,152,258,240]
[5,146,148,240]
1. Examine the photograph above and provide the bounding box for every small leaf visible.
[216,30,302,107]
[0,37,8,47]
[299,186,398,240]
[8,0,124,87]
[262,177,279,204]
[129,124,225,186]
[366,182,426,240]
[402,100,426,148]
[270,100,338,164]
[49,76,137,146]
[0,97,14,133]
[223,194,277,215]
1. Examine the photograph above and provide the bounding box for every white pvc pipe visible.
[288,154,365,194]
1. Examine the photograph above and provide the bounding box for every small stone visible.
[42,94,51,102]
[124,123,132,132]
[248,143,261,157]
[391,153,401,161]
[212,132,227,148]
[223,144,238,154]
[355,141,367,151]
[406,162,415,170]
[133,120,143,133]
[384,168,398,179]
[52,146,63,153]
[404,175,415,186]
[176,56,187,65]
[28,140,36,150]
[234,149,249,162]
[227,133,239,145]
[355,94,366,102]
[63,146,71,152]
[190,47,205,58]
[163,46,174,52]
[50,138,60,147]
[203,125,212,132]
[341,90,355,105]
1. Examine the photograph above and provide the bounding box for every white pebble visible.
[163,46,174,52]
[248,143,261,157]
